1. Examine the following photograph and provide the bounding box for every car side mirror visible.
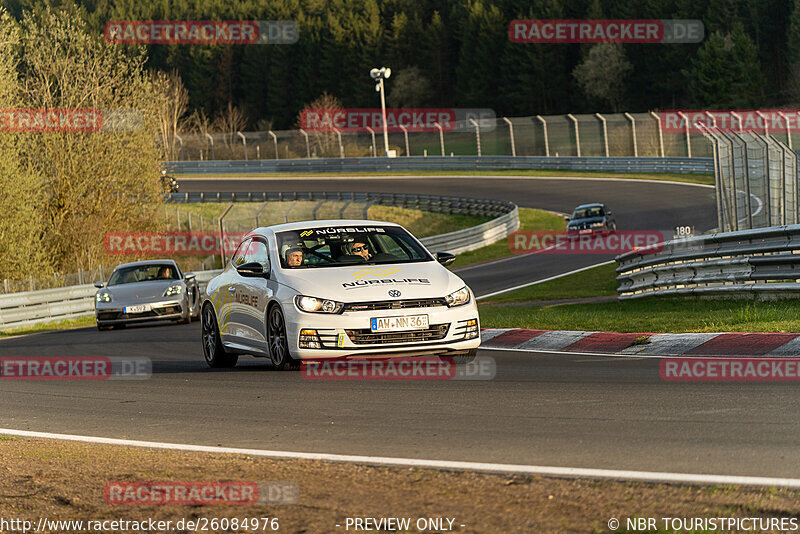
[94,281,105,288]
[436,252,456,267]
[184,273,196,281]
[236,261,268,278]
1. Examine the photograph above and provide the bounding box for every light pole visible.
[370,67,391,156]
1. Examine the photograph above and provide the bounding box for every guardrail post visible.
[567,114,580,157]
[468,118,481,157]
[502,117,516,157]
[78,268,83,285]
[3,279,8,293]
[595,113,609,157]
[536,115,550,157]
[624,112,638,157]
[433,122,445,156]
[29,274,34,292]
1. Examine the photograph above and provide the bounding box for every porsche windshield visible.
[277,226,432,268]
[108,264,179,285]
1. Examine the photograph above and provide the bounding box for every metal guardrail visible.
[616,225,800,299]
[169,191,515,219]
[0,198,518,330]
[167,155,713,176]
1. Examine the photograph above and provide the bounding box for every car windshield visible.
[572,206,605,219]
[108,264,179,285]
[277,225,432,268]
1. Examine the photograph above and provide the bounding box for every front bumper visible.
[95,299,186,325]
[285,302,481,359]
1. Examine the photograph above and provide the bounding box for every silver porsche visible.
[94,260,200,330]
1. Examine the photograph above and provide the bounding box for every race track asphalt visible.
[5,175,781,480]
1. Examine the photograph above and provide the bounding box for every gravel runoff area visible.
[1,437,799,533]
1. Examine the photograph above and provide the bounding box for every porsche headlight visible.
[96,291,111,303]
[164,284,183,297]
[445,286,471,307]
[294,295,344,314]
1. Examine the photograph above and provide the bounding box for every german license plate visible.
[371,314,429,332]
[579,229,592,234]
[124,304,151,314]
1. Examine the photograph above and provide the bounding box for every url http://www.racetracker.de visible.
[0,516,281,533]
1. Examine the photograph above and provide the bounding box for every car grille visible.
[342,298,447,312]
[345,323,449,345]
[97,305,181,321]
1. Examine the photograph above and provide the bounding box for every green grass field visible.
[478,262,800,333]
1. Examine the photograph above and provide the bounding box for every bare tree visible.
[152,70,189,161]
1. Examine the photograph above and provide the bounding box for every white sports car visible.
[201,220,480,369]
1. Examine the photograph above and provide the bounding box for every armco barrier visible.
[166,155,713,175]
[0,200,518,329]
[616,225,800,299]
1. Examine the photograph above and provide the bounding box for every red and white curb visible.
[480,329,800,357]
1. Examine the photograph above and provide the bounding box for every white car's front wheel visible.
[267,306,299,371]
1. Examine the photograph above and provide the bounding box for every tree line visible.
[4,0,797,130]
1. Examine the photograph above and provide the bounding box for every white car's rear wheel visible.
[202,304,237,368]
[267,306,299,370]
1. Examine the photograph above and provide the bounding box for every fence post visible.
[536,115,550,157]
[78,268,84,285]
[566,114,580,157]
[366,126,376,157]
[237,131,248,161]
[434,122,445,156]
[678,111,692,157]
[650,111,665,157]
[624,112,638,157]
[3,279,8,293]
[595,113,609,157]
[29,274,34,292]
[502,117,516,157]
[100,265,105,281]
[468,118,481,157]
[218,203,234,266]
[399,124,410,156]
[268,130,278,159]
[205,133,215,160]
[333,128,344,158]
[299,128,310,158]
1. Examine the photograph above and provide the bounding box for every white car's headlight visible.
[295,295,344,314]
[445,287,471,307]
[164,284,183,297]
[96,292,111,303]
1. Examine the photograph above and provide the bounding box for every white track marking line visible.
[0,428,797,488]
[178,175,714,189]
[476,260,615,299]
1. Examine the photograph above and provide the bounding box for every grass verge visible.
[450,208,565,269]
[479,262,800,333]
[0,437,796,533]
[176,169,714,186]
[0,315,95,338]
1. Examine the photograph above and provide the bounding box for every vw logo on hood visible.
[388,290,401,298]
